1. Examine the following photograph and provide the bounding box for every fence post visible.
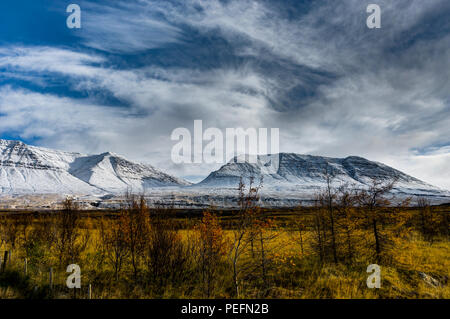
[24,258,28,276]
[88,284,92,299]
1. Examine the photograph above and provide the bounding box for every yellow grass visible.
[0,210,448,299]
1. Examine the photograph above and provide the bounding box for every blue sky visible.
[0,0,449,188]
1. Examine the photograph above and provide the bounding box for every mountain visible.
[0,139,190,195]
[1,140,448,207]
[197,153,448,198]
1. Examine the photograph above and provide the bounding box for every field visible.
[0,191,448,299]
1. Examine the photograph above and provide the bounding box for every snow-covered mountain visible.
[0,140,448,208]
[197,153,448,198]
[0,139,190,195]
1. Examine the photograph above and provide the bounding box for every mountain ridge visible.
[0,139,448,205]
[0,139,190,195]
[197,153,445,197]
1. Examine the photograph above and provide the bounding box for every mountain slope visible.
[0,139,189,195]
[68,152,189,193]
[1,140,448,205]
[197,153,447,197]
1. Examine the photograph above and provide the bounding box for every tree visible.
[310,166,343,264]
[324,168,338,263]
[122,194,150,280]
[416,197,441,242]
[252,215,278,296]
[146,208,191,294]
[2,215,20,250]
[229,177,262,297]
[356,178,396,262]
[194,211,227,297]
[54,198,88,267]
[292,208,307,257]
[334,185,360,264]
[102,214,129,281]
[21,214,55,270]
[311,197,327,263]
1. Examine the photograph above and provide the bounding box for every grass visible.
[0,207,448,299]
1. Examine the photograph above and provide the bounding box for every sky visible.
[0,0,449,188]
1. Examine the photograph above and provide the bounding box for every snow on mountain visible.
[68,151,190,193]
[197,153,449,198]
[0,139,190,195]
[0,140,448,207]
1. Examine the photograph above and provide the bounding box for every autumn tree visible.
[292,208,308,257]
[194,211,227,297]
[21,214,55,269]
[311,197,327,263]
[54,198,89,267]
[146,209,191,294]
[251,215,278,296]
[334,185,361,264]
[309,166,342,264]
[102,214,129,281]
[1,215,21,250]
[323,169,338,263]
[229,177,262,297]
[122,194,150,280]
[356,178,396,262]
[416,197,443,242]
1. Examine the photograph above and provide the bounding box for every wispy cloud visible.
[0,0,449,188]
[77,0,182,53]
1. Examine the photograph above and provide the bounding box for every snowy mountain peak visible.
[0,139,190,195]
[198,153,446,198]
[1,140,448,205]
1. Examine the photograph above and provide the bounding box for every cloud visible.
[0,86,126,148]
[0,47,275,178]
[0,45,271,120]
[0,0,449,189]
[0,46,104,76]
[387,149,450,190]
[148,0,449,70]
[77,0,182,53]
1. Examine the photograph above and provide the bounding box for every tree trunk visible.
[372,217,381,261]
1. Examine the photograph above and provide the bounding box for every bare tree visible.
[252,215,278,296]
[324,167,338,263]
[229,177,262,297]
[103,214,128,281]
[122,193,150,280]
[54,198,88,267]
[292,208,307,257]
[356,178,396,262]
